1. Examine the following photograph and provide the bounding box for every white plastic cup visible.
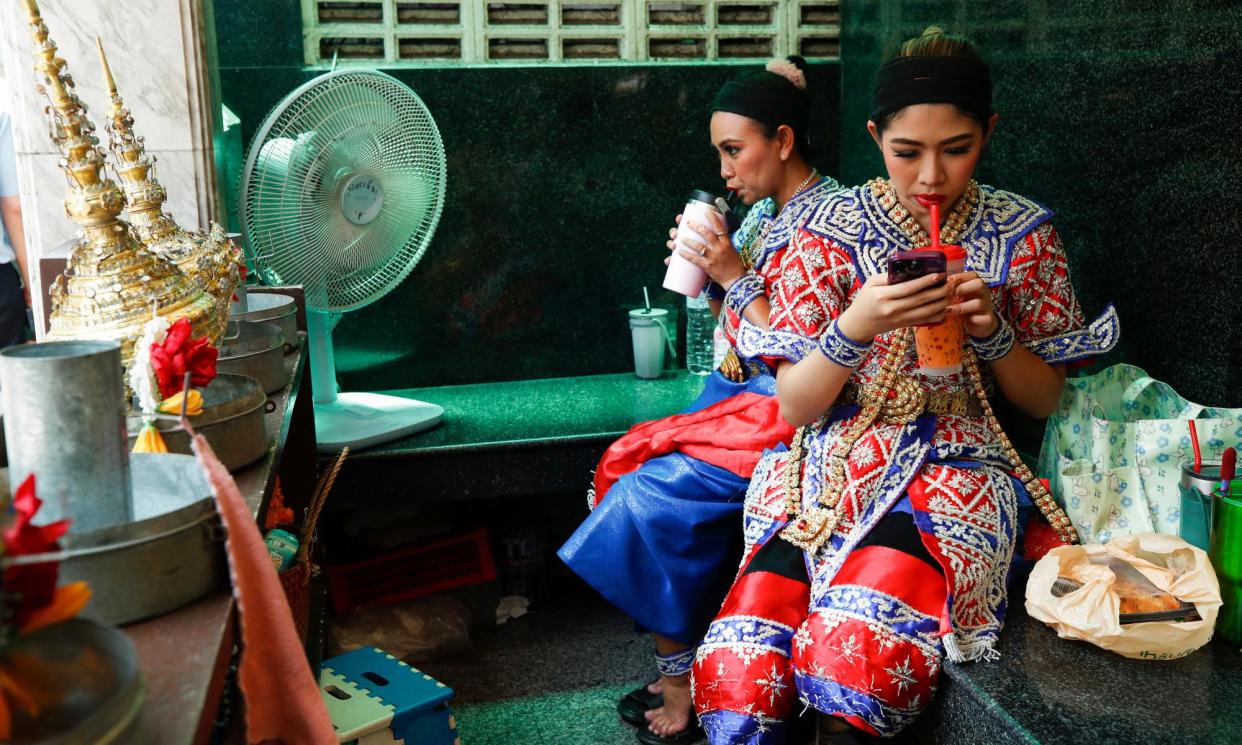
[629,308,669,379]
[663,190,722,296]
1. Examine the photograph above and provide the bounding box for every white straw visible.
[643,286,651,312]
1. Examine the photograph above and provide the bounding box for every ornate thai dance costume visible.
[558,175,840,646]
[692,179,1119,741]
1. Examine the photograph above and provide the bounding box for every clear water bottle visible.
[712,323,729,369]
[685,291,715,375]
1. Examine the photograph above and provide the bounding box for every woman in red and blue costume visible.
[691,28,1120,743]
[558,56,841,745]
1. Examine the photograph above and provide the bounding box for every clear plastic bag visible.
[328,595,470,662]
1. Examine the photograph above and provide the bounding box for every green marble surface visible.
[838,0,1242,406]
[931,602,1242,744]
[352,370,707,456]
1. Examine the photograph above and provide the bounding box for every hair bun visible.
[765,56,807,90]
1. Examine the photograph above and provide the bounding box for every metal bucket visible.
[127,374,272,471]
[230,291,299,350]
[53,453,223,625]
[0,618,143,743]
[218,320,289,394]
[0,340,131,532]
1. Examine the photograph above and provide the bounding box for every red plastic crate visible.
[327,527,497,614]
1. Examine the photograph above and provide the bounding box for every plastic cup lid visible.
[940,244,967,261]
[630,308,669,319]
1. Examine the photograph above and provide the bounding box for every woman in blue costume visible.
[558,56,841,744]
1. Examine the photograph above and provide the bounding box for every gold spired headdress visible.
[97,38,239,339]
[22,0,216,368]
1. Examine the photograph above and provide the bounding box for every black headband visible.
[870,55,992,123]
[712,74,809,143]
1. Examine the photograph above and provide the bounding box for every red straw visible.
[1188,420,1202,473]
[929,202,941,251]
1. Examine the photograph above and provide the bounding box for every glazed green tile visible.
[212,22,839,389]
[212,0,303,69]
[321,63,838,389]
[840,0,1242,406]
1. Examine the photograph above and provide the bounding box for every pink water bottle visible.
[663,190,722,296]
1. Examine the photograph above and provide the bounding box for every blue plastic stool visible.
[320,647,459,745]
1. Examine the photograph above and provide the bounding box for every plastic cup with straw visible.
[628,287,674,379]
[913,201,966,375]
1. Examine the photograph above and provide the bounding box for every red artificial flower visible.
[150,318,218,399]
[3,475,70,630]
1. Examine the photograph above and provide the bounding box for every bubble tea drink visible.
[914,244,966,376]
[663,190,723,296]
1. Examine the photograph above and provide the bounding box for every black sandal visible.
[617,681,663,727]
[635,720,705,745]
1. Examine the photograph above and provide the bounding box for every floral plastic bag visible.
[1025,533,1221,659]
[1037,363,1242,542]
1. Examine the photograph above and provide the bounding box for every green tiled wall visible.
[839,1,1242,405]
[211,0,841,389]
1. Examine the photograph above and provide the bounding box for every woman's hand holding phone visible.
[945,271,999,338]
[837,271,952,343]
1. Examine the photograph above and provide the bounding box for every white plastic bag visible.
[1025,533,1221,659]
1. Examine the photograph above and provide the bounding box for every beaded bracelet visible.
[723,271,765,318]
[969,314,1017,361]
[817,318,873,368]
[654,647,696,678]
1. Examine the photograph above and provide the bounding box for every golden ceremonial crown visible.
[23,0,216,371]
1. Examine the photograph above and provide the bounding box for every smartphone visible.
[887,250,946,286]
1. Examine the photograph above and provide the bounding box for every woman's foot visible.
[644,673,692,737]
[618,679,664,727]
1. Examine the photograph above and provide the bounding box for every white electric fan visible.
[238,69,447,452]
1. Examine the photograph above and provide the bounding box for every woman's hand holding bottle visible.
[664,211,746,290]
[836,272,952,343]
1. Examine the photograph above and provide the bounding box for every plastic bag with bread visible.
[1026,533,1221,659]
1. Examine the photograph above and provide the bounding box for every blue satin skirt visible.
[557,370,775,644]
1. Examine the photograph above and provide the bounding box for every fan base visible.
[315,391,443,453]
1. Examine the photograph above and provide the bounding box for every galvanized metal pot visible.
[218,320,290,393]
[127,374,271,471]
[0,340,131,532]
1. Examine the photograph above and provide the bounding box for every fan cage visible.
[239,69,447,313]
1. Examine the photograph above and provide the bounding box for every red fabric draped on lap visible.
[592,392,795,507]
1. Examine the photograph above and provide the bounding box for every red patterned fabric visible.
[592,232,800,508]
[592,392,794,507]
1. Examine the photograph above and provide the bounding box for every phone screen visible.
[887,251,946,285]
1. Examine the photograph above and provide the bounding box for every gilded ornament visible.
[96,40,239,343]
[22,0,216,377]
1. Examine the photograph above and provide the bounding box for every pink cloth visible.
[191,434,336,744]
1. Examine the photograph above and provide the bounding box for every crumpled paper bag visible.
[1025,532,1221,659]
